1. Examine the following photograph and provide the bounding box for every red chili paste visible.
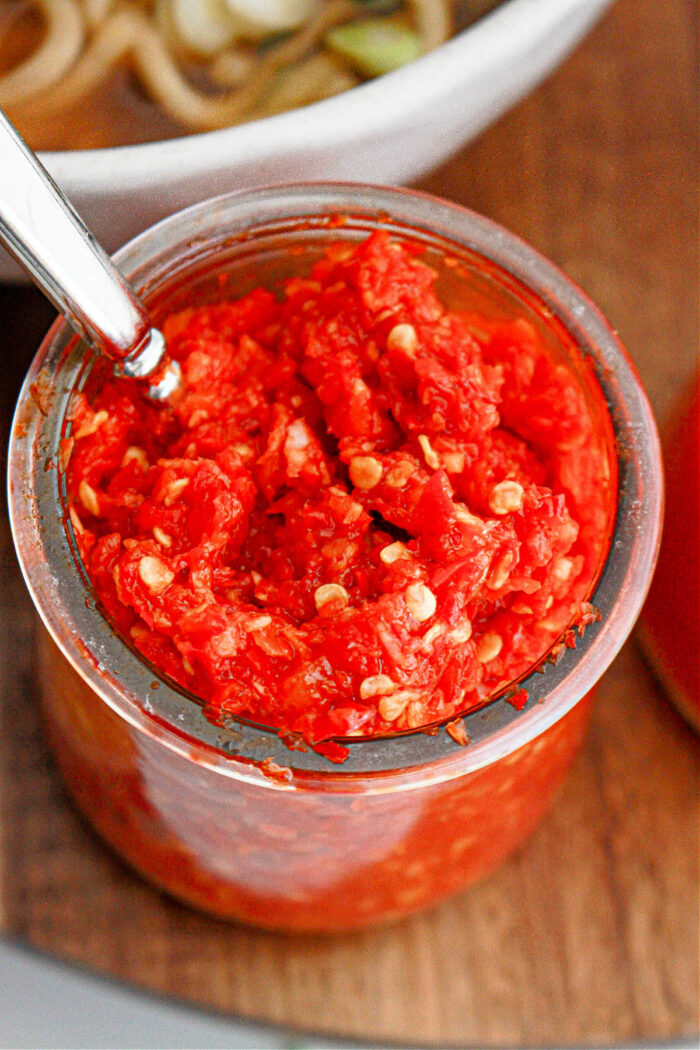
[66,233,611,753]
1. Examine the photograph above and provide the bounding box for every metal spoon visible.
[0,110,180,401]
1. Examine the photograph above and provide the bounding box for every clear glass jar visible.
[9,185,663,932]
[640,373,699,731]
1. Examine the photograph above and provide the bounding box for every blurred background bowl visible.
[0,0,612,282]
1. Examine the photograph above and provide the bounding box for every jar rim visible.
[8,182,663,789]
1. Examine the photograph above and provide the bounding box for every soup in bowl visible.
[0,0,615,282]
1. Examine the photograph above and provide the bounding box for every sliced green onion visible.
[325,18,422,78]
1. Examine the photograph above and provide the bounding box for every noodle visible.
[250,52,357,120]
[0,0,84,106]
[83,0,117,29]
[407,0,451,50]
[37,1,358,130]
[0,0,464,144]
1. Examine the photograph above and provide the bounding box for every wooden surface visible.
[0,0,698,1045]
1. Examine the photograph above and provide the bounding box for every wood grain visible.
[1,0,697,1044]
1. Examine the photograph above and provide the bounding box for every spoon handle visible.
[0,109,164,378]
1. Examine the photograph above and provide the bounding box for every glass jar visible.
[9,185,663,932]
[640,373,699,731]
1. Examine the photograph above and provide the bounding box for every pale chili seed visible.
[553,556,574,581]
[405,582,437,622]
[59,438,74,473]
[386,323,418,355]
[349,456,383,490]
[360,674,397,699]
[314,583,349,612]
[385,461,414,489]
[489,480,524,515]
[476,632,503,663]
[378,691,412,722]
[454,504,484,527]
[406,699,427,728]
[442,450,465,473]
[121,446,148,471]
[449,620,473,644]
[152,527,172,548]
[418,434,440,471]
[79,480,100,517]
[163,477,190,506]
[68,506,83,534]
[138,556,174,594]
[488,552,514,591]
[75,409,108,439]
[380,541,411,565]
[421,623,444,648]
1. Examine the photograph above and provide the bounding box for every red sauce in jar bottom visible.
[65,232,614,759]
[38,629,595,931]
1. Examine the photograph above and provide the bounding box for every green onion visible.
[325,18,422,78]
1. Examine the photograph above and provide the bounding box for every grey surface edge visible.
[0,937,362,1050]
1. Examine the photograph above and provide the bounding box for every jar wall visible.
[38,626,593,932]
[11,186,662,933]
[640,374,699,731]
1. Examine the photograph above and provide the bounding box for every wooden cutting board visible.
[0,0,697,1044]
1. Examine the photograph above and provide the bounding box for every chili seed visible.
[121,446,149,471]
[152,527,172,548]
[406,699,427,727]
[79,480,100,517]
[68,506,83,534]
[489,480,524,515]
[442,450,465,473]
[476,632,503,663]
[386,323,418,355]
[488,552,514,590]
[138,556,174,594]
[418,434,440,470]
[349,456,383,490]
[385,460,414,488]
[380,541,410,565]
[163,477,190,506]
[553,556,574,580]
[360,674,397,699]
[405,582,437,622]
[314,583,349,612]
[449,620,473,643]
[378,690,411,722]
[75,408,108,439]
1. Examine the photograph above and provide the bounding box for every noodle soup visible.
[0,0,503,151]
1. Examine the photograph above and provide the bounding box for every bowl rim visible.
[8,181,663,789]
[36,0,614,193]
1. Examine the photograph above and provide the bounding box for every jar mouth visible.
[8,183,663,785]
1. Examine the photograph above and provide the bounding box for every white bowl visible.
[0,0,612,282]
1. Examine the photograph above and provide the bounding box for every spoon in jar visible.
[0,110,181,401]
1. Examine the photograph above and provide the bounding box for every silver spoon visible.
[0,110,180,401]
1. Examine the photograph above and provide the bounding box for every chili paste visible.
[66,233,611,754]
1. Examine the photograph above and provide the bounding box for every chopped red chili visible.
[66,232,612,751]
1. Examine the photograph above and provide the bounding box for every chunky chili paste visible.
[65,233,611,754]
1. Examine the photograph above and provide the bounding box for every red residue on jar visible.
[29,373,52,416]
[64,232,614,755]
[260,758,294,783]
[505,688,529,712]
[445,718,471,746]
